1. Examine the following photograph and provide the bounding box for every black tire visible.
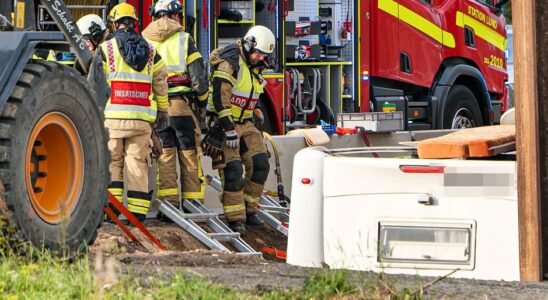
[0,61,109,254]
[442,85,483,129]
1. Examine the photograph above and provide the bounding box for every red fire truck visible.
[124,0,509,133]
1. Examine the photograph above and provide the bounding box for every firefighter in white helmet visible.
[76,14,107,53]
[98,2,170,223]
[206,25,275,234]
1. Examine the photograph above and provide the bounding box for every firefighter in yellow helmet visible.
[206,25,275,234]
[142,0,209,209]
[98,2,170,222]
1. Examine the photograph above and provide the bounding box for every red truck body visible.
[128,0,508,133]
[359,0,508,130]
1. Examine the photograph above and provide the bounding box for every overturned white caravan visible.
[286,118,519,281]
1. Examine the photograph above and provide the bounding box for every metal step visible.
[206,175,289,236]
[257,204,288,213]
[182,199,261,254]
[209,232,240,241]
[155,199,261,255]
[181,212,218,222]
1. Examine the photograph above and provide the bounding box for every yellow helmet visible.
[110,3,138,22]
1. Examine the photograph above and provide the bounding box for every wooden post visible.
[515,0,548,281]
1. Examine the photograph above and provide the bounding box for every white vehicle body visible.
[287,147,519,281]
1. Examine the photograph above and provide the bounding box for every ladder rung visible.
[237,252,263,256]
[180,213,218,222]
[258,204,288,212]
[209,232,240,241]
[261,209,286,215]
[158,198,259,254]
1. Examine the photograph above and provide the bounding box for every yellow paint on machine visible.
[378,0,456,48]
[15,2,25,29]
[456,11,506,51]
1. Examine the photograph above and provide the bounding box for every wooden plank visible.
[535,1,548,280]
[514,0,543,282]
[416,125,515,159]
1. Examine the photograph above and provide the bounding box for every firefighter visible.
[207,25,275,234]
[142,0,209,208]
[76,14,107,53]
[99,2,170,222]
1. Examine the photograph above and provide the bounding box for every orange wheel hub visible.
[25,112,84,224]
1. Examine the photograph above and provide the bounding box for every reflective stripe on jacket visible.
[101,38,158,122]
[147,31,201,95]
[209,56,265,122]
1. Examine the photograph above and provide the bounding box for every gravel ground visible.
[90,222,548,299]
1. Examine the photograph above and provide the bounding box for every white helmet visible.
[243,25,275,54]
[152,0,183,18]
[77,14,106,36]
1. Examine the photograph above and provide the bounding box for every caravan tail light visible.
[301,178,311,184]
[399,165,445,174]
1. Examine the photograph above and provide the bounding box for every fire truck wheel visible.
[443,85,483,129]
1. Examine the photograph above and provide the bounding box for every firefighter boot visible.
[229,221,246,235]
[246,212,264,227]
[123,212,147,227]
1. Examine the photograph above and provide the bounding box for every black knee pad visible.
[172,115,197,150]
[224,160,244,191]
[250,152,270,184]
[158,127,177,148]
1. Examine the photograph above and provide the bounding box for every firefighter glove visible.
[155,111,170,130]
[252,108,264,127]
[200,124,225,166]
[225,129,240,149]
[150,129,163,158]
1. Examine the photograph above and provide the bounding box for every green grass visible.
[0,251,94,299]
[0,219,427,300]
[262,270,364,300]
[0,248,248,300]
[0,245,432,300]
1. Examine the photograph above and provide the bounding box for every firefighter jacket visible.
[208,41,266,131]
[98,28,169,123]
[142,18,209,106]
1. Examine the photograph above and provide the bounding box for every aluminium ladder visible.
[206,175,289,236]
[155,198,260,255]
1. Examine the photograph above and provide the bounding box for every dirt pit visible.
[90,219,288,260]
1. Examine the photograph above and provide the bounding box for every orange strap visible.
[260,247,287,260]
[107,192,165,250]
